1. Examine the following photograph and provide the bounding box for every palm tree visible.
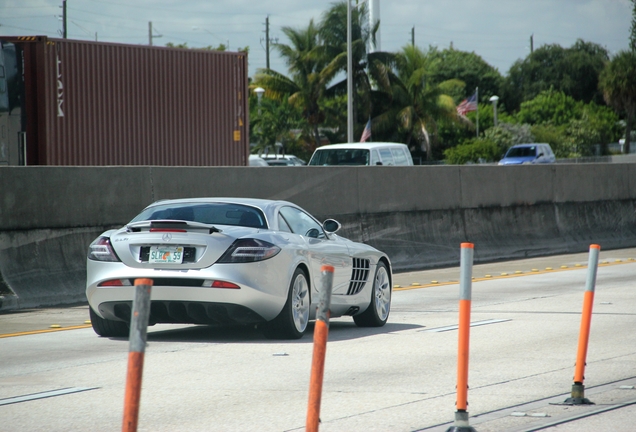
[599,50,636,154]
[318,1,394,140]
[374,45,463,160]
[252,20,336,149]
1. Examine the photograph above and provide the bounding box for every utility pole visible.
[265,16,270,69]
[62,0,67,39]
[148,22,162,46]
[261,16,278,69]
[530,34,534,53]
[411,26,415,46]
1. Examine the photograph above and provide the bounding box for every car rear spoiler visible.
[126,220,222,234]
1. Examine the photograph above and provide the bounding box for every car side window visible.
[542,145,552,157]
[277,213,293,233]
[379,148,394,165]
[279,206,325,239]
[391,148,408,165]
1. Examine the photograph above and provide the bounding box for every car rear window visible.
[131,203,267,228]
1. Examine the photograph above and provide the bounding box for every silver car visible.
[86,198,392,339]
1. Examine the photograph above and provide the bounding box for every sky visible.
[1,0,634,79]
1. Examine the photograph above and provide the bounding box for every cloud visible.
[0,0,632,76]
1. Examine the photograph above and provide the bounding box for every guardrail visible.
[0,164,635,310]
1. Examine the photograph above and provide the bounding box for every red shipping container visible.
[0,36,249,166]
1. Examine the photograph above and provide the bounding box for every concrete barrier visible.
[1,163,635,310]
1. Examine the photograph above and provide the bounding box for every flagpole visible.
[475,87,479,137]
[347,0,354,143]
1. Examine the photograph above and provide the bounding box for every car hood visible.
[498,157,535,165]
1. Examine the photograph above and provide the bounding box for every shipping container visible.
[0,36,249,166]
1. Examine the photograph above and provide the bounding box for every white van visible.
[308,142,413,166]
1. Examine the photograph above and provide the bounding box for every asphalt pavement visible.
[1,247,636,431]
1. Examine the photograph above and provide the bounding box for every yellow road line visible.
[0,324,92,339]
[393,260,635,291]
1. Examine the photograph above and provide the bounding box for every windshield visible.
[505,146,537,158]
[130,203,267,228]
[309,149,370,165]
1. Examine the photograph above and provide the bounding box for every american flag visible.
[360,118,372,142]
[456,92,478,116]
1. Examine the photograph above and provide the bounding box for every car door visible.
[278,206,351,297]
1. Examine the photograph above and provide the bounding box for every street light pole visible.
[489,95,499,128]
[254,87,265,152]
[254,87,265,115]
[347,0,354,143]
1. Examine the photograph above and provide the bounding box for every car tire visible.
[354,261,391,327]
[89,307,129,337]
[263,268,310,339]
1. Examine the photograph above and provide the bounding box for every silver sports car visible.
[86,198,392,339]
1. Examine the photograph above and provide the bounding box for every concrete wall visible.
[1,164,635,309]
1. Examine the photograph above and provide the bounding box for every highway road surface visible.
[1,248,635,431]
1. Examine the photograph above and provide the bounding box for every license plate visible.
[149,246,184,264]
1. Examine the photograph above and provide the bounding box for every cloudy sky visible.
[2,0,633,78]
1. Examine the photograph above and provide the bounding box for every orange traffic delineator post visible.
[122,278,153,432]
[306,265,335,432]
[563,244,600,405]
[446,243,477,432]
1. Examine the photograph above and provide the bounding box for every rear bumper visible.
[86,258,294,323]
[98,299,267,326]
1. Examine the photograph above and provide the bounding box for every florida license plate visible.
[149,246,184,264]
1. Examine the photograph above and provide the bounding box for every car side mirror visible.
[375,161,383,166]
[537,152,544,158]
[323,219,341,234]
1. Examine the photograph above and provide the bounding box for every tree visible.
[253,20,335,149]
[484,123,535,155]
[443,138,500,165]
[249,94,307,158]
[502,40,609,111]
[511,90,620,156]
[515,89,583,126]
[631,0,636,52]
[531,124,569,157]
[374,45,463,160]
[317,1,394,140]
[428,47,503,103]
[165,42,229,51]
[598,50,636,154]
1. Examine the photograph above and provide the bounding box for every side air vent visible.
[347,258,370,295]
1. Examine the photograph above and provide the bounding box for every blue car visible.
[498,143,556,165]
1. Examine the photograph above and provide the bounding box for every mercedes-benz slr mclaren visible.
[86,198,392,339]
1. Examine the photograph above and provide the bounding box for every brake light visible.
[88,237,121,262]
[149,228,187,232]
[203,280,241,289]
[98,279,132,287]
[216,238,281,263]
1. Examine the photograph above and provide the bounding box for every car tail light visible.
[88,237,121,262]
[202,280,241,289]
[98,279,133,287]
[216,238,281,263]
